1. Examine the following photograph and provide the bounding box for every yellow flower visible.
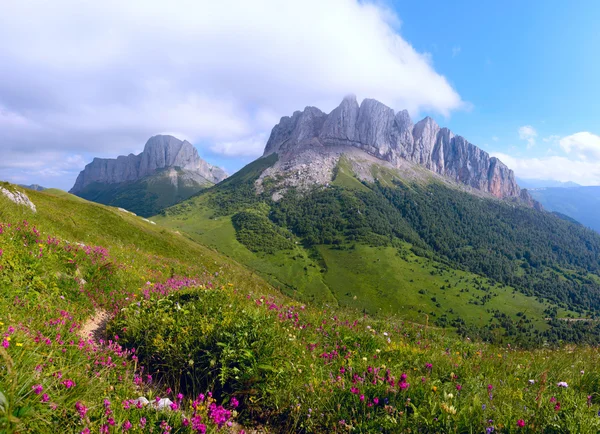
[16,343,23,347]
[6,337,10,341]
[432,386,437,392]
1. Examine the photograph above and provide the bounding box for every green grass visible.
[5,182,600,432]
[319,244,554,330]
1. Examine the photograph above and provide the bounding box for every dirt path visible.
[79,309,110,341]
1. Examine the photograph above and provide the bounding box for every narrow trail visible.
[79,309,110,341]
[78,310,266,433]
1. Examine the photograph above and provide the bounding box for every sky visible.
[1,0,600,190]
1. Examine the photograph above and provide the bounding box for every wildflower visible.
[588,395,593,408]
[517,419,525,428]
[557,382,568,388]
[41,394,49,403]
[482,404,486,410]
[432,386,438,392]
[554,402,561,412]
[528,379,535,384]
[581,370,585,375]
[550,396,557,403]
[61,379,76,388]
[425,363,433,370]
[140,418,147,428]
[32,384,43,395]
[2,339,8,348]
[75,401,88,419]
[456,384,462,391]
[360,395,365,402]
[230,397,239,408]
[487,384,493,391]
[122,420,132,431]
[81,429,90,434]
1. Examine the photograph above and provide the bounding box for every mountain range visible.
[70,135,227,216]
[261,95,537,206]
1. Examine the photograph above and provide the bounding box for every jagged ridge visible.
[264,96,527,200]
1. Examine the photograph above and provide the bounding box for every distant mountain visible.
[529,186,600,233]
[517,178,581,189]
[70,135,227,216]
[19,184,46,191]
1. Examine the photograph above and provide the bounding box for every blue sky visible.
[1,0,600,188]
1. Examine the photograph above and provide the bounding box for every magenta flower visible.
[75,401,88,419]
[2,339,9,348]
[41,394,49,403]
[61,379,76,389]
[32,384,43,395]
[122,420,132,431]
[139,417,147,428]
[456,384,462,391]
[517,419,525,428]
[230,397,239,408]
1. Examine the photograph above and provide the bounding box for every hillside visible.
[529,186,600,233]
[156,152,600,346]
[3,182,600,433]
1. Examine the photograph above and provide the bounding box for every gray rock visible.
[70,135,227,193]
[263,97,528,201]
[0,187,36,212]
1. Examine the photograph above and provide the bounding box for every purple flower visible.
[230,397,239,408]
[557,381,569,388]
[122,420,132,431]
[2,339,9,348]
[61,379,76,389]
[75,401,88,419]
[32,384,43,395]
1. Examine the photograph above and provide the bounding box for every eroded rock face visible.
[264,96,525,200]
[70,135,227,193]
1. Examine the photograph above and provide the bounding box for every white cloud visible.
[0,0,464,188]
[559,132,600,160]
[211,134,269,157]
[494,131,600,185]
[492,152,600,186]
[518,125,537,149]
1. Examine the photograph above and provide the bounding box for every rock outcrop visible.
[264,96,523,200]
[70,135,227,193]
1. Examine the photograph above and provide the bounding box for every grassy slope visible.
[5,183,600,432]
[0,183,272,294]
[73,168,213,217]
[154,162,572,333]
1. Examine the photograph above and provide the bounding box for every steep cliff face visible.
[70,135,227,194]
[264,96,524,200]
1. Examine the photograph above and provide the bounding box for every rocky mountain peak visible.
[262,96,530,202]
[70,135,227,194]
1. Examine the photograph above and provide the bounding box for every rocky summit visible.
[70,135,227,194]
[263,95,528,201]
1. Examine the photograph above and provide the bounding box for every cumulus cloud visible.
[518,125,537,149]
[494,131,600,185]
[559,132,600,160]
[0,0,464,188]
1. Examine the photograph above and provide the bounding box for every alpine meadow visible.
[3,1,600,433]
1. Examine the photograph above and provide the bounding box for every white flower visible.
[528,379,535,384]
[557,381,568,388]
